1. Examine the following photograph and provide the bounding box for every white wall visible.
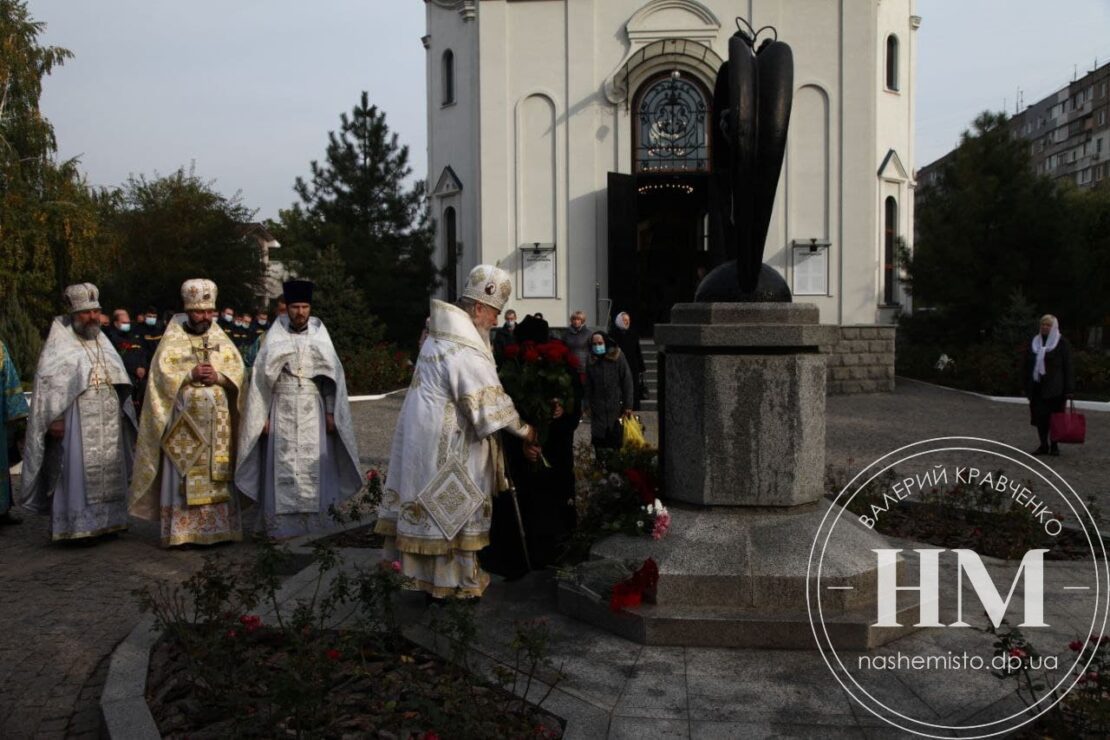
[426,4,480,299]
[428,0,917,327]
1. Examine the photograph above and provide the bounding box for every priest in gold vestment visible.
[376,265,538,600]
[130,279,245,547]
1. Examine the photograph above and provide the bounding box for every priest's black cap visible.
[282,280,314,305]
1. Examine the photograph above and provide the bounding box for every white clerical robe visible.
[376,300,531,598]
[20,318,136,540]
[235,316,361,538]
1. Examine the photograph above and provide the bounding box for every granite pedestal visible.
[558,303,913,649]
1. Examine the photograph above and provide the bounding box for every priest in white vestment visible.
[21,283,137,541]
[235,280,361,538]
[376,265,538,600]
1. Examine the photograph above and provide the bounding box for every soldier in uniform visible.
[140,305,164,363]
[108,309,149,412]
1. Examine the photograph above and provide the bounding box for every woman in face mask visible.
[584,331,634,452]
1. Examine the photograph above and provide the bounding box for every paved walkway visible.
[1,380,1105,738]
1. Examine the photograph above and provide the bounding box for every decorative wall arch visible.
[626,0,721,42]
[603,0,724,105]
[514,92,558,248]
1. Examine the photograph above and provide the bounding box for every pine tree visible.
[304,245,384,355]
[279,92,437,346]
[906,112,1067,341]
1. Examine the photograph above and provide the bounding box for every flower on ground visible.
[325,648,342,662]
[390,560,402,573]
[366,468,380,482]
[1009,647,1027,659]
[238,614,262,633]
[1070,640,1084,652]
[652,510,671,540]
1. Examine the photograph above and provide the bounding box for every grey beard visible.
[187,319,211,335]
[73,319,101,340]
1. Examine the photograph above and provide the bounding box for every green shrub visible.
[1075,351,1110,397]
[341,344,412,395]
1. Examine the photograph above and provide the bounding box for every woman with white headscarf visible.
[1024,314,1074,456]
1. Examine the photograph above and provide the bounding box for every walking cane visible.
[503,447,533,573]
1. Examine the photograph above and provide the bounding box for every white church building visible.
[424,0,917,389]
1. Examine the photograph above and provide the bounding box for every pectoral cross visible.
[195,335,219,363]
[191,335,220,387]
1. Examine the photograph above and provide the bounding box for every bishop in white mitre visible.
[376,265,538,599]
[20,283,137,541]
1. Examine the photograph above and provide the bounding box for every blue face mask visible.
[119,323,131,333]
[257,319,267,326]
[592,344,607,356]
[145,316,156,326]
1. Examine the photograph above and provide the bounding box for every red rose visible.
[1070,640,1084,651]
[503,344,521,360]
[567,353,580,369]
[624,468,655,505]
[238,614,262,633]
[226,629,238,639]
[523,347,541,364]
[325,648,342,662]
[1009,647,1026,659]
[540,341,567,363]
[609,582,642,612]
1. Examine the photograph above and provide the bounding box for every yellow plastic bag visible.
[621,415,646,450]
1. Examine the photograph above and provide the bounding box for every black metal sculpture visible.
[696,20,794,302]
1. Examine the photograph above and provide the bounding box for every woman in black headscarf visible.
[611,311,646,410]
[482,315,581,578]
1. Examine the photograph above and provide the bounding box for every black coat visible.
[482,343,582,578]
[585,346,634,446]
[1024,336,1074,426]
[1024,337,1074,400]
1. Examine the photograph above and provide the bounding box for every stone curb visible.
[99,615,160,739]
[98,522,596,738]
[899,375,1110,412]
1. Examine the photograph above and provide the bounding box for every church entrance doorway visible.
[607,172,710,336]
[607,70,715,336]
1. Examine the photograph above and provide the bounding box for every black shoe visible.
[1032,446,1049,456]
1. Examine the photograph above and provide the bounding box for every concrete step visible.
[557,580,917,650]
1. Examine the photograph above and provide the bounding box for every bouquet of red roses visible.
[497,339,579,448]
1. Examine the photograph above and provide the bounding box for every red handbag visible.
[1050,400,1086,444]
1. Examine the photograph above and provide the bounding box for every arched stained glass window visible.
[634,73,710,173]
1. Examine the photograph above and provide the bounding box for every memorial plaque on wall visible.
[792,245,829,296]
[521,246,557,298]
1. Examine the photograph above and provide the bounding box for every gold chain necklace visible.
[79,334,108,387]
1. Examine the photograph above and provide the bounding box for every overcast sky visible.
[31,0,1110,222]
